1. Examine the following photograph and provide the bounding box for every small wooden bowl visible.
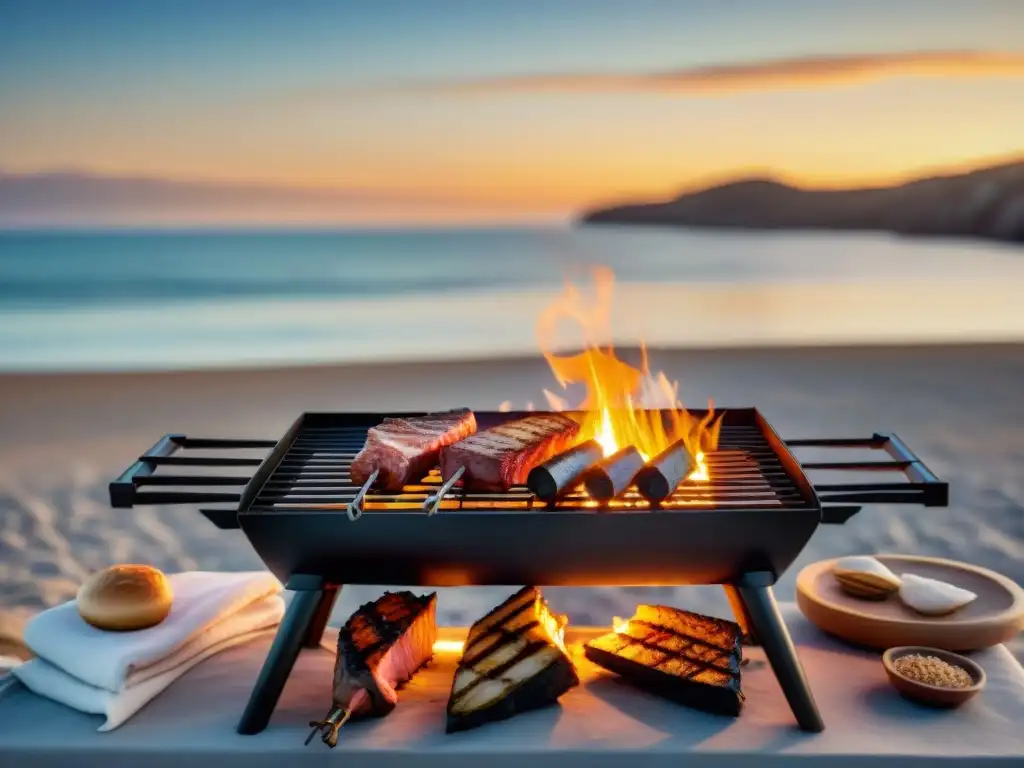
[882,646,986,708]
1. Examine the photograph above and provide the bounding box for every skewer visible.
[346,468,379,521]
[305,706,351,748]
[635,440,695,503]
[583,446,646,501]
[527,439,603,501]
[423,465,465,515]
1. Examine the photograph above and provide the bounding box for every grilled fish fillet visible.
[584,604,745,717]
[309,590,437,748]
[446,586,579,733]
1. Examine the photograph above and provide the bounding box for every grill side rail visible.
[108,433,276,528]
[787,432,948,524]
[107,418,947,525]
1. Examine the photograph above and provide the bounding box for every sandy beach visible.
[1,343,1021,660]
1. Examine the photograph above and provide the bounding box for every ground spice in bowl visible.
[892,654,975,688]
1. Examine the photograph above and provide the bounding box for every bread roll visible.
[77,565,173,631]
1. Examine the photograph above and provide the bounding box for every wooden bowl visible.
[796,554,1024,651]
[882,646,986,707]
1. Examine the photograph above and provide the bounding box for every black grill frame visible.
[108,407,947,739]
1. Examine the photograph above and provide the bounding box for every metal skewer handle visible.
[305,706,351,748]
[346,469,379,521]
[423,466,465,515]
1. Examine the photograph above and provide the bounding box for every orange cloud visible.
[330,50,1024,99]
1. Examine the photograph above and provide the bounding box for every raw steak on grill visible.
[439,413,580,491]
[349,408,477,491]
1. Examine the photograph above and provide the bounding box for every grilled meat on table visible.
[446,586,580,733]
[349,408,477,492]
[439,413,581,491]
[307,591,437,747]
[584,604,745,717]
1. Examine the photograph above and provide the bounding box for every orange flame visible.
[539,603,570,654]
[612,616,630,633]
[535,266,721,481]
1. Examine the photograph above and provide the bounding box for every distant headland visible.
[580,160,1024,244]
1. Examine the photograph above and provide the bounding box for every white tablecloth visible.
[1,603,1022,767]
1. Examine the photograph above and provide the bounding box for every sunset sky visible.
[2,0,1024,224]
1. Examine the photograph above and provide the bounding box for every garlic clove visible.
[898,573,978,616]
[832,556,902,600]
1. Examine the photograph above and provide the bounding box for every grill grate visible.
[248,421,812,513]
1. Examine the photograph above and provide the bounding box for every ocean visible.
[1,226,1023,371]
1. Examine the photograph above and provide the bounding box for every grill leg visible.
[303,584,339,648]
[736,577,825,733]
[237,583,336,735]
[722,584,759,645]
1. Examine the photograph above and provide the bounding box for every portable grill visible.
[109,408,947,736]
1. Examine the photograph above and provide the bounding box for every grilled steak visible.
[439,413,580,491]
[584,605,745,717]
[446,586,579,733]
[350,409,477,492]
[309,591,437,747]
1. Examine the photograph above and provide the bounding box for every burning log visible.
[583,445,646,501]
[527,439,604,501]
[634,440,695,503]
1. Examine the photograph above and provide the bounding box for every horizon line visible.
[3,148,1022,203]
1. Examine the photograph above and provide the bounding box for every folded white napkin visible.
[20,570,282,692]
[14,594,284,730]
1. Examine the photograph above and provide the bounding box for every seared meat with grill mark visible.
[349,409,477,492]
[439,413,580,491]
[584,604,745,717]
[308,591,437,747]
[446,586,579,733]
[631,604,743,658]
